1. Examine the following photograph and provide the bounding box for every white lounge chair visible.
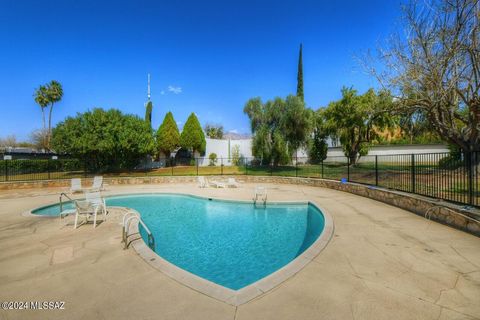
[88,176,104,192]
[73,192,107,229]
[227,178,240,188]
[70,178,84,193]
[209,179,226,188]
[198,176,207,188]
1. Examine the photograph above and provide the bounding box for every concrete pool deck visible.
[0,182,479,320]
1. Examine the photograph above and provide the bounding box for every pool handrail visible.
[122,211,155,251]
[253,187,267,207]
[59,192,74,217]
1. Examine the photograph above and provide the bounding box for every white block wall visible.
[198,138,449,166]
[198,138,252,166]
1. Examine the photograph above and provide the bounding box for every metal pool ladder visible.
[253,187,267,207]
[59,192,76,218]
[122,211,155,251]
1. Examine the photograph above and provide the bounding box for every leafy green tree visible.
[51,108,155,171]
[324,87,393,165]
[308,109,328,164]
[244,95,310,165]
[145,101,153,126]
[180,113,206,156]
[371,0,480,153]
[296,44,304,102]
[156,112,180,158]
[204,123,224,139]
[282,95,312,154]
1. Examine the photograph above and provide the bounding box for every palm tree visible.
[34,85,49,150]
[45,80,63,149]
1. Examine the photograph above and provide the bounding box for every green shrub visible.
[438,145,463,169]
[209,153,217,166]
[231,145,241,166]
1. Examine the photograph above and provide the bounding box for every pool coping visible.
[127,194,334,306]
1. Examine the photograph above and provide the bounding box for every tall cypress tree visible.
[145,101,153,126]
[156,111,180,158]
[296,44,304,102]
[180,113,206,156]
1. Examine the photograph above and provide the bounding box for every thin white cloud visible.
[176,121,183,125]
[160,90,165,95]
[168,85,182,94]
[229,129,239,134]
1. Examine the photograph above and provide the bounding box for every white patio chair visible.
[70,178,84,193]
[88,176,104,192]
[227,178,240,188]
[198,176,207,188]
[73,192,107,229]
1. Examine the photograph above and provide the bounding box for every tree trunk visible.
[348,153,357,166]
[47,103,54,151]
[41,108,46,151]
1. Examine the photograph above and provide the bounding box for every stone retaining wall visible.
[1,175,479,236]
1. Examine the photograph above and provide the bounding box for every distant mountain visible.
[223,132,252,140]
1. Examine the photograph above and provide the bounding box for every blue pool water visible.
[32,194,325,290]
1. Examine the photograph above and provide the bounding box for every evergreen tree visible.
[296,44,304,102]
[145,101,153,126]
[180,113,206,156]
[156,111,180,158]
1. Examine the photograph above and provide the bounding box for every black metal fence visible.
[1,152,478,207]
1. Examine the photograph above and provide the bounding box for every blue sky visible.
[0,0,401,141]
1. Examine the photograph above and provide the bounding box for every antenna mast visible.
[147,73,151,101]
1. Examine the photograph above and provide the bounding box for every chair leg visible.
[74,212,79,229]
[103,201,107,220]
[93,210,97,228]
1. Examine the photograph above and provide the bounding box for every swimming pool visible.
[32,194,326,290]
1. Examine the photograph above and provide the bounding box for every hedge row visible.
[0,159,83,174]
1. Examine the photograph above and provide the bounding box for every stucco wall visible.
[199,138,253,166]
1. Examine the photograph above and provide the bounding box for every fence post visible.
[295,155,298,177]
[467,151,474,206]
[245,159,247,175]
[4,159,7,182]
[47,158,51,180]
[375,155,378,186]
[411,154,416,194]
[221,158,223,175]
[347,157,350,182]
[321,160,324,179]
[196,158,199,176]
[270,162,273,176]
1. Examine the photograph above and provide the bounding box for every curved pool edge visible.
[128,196,334,306]
[25,192,334,305]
